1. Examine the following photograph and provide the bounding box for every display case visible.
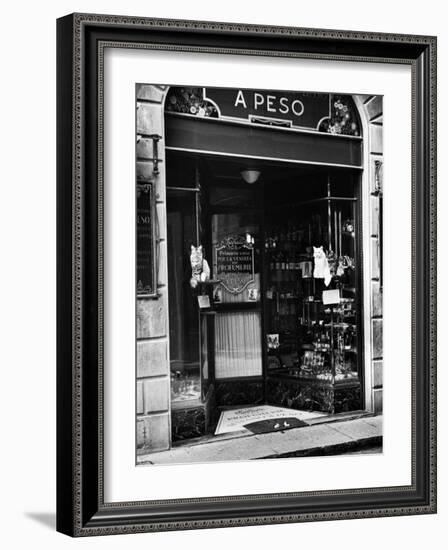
[265,178,362,413]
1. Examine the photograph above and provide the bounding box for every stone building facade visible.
[136,85,383,454]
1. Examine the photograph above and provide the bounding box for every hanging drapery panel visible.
[214,311,263,378]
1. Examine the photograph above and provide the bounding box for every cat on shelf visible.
[313,245,332,287]
[189,244,210,289]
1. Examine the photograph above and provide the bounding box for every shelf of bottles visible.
[265,186,360,392]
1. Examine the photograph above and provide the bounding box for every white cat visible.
[189,245,211,289]
[313,246,332,287]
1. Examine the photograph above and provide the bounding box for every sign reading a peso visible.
[204,87,330,130]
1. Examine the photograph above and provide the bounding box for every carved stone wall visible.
[358,95,384,414]
[136,84,171,453]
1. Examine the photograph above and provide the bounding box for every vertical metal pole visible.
[327,175,332,251]
[195,163,204,400]
[195,164,200,245]
[338,210,342,257]
[334,211,338,257]
[259,179,269,404]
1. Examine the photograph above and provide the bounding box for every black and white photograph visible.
[135,85,383,464]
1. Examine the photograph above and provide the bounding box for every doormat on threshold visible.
[215,405,325,435]
[244,417,307,434]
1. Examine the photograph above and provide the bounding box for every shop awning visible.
[164,113,362,169]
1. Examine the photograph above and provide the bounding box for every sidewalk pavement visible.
[138,415,382,465]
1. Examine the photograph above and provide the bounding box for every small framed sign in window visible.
[136,182,157,297]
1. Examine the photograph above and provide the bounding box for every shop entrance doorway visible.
[166,151,363,440]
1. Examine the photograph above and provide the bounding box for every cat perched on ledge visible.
[190,245,210,289]
[313,245,332,287]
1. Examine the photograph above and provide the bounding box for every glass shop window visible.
[211,211,263,379]
[265,176,360,398]
[167,189,201,403]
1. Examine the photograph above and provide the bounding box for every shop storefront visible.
[136,85,383,455]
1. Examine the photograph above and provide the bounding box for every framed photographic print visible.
[56,13,437,536]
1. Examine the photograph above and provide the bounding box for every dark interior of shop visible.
[166,151,363,440]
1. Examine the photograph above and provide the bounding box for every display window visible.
[166,152,363,419]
